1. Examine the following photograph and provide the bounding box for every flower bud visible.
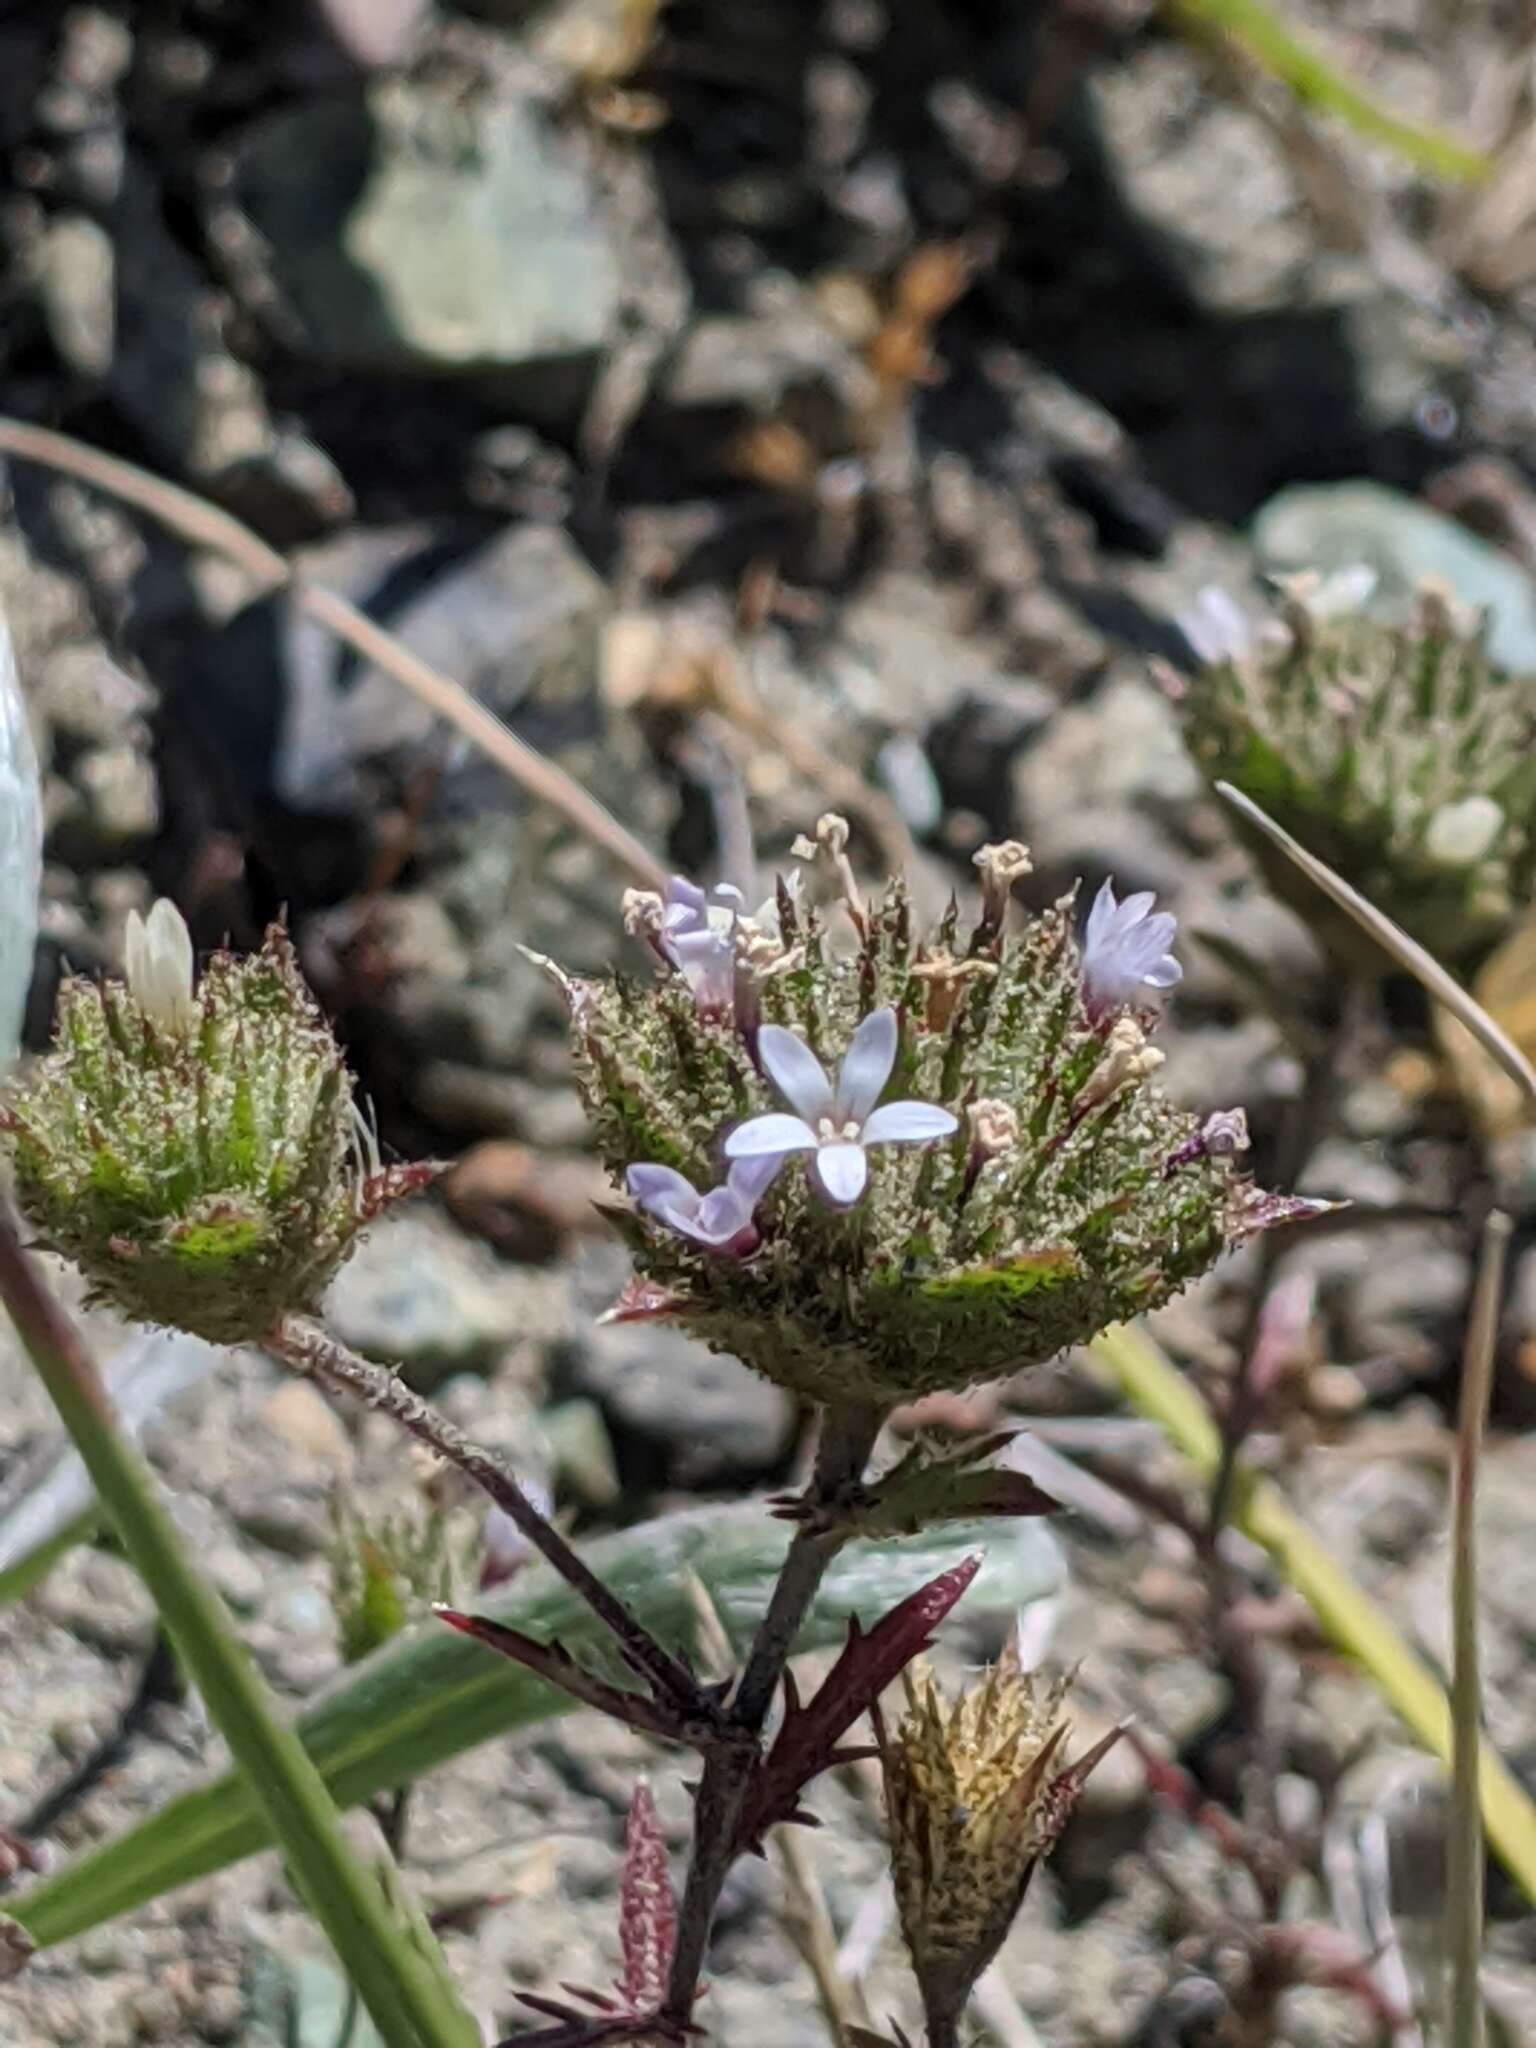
[966,1098,1018,1160]
[2,913,431,1342]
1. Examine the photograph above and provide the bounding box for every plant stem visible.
[0,416,665,891]
[0,1209,479,2048]
[268,1313,709,1723]
[1447,1212,1508,2048]
[1166,0,1489,182]
[1091,1321,1536,1906]
[663,1402,884,2025]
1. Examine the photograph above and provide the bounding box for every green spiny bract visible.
[3,923,429,1343]
[1181,593,1536,966]
[567,866,1292,1408]
[329,1493,456,1665]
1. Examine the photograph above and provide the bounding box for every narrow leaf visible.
[10,1510,1061,1948]
[434,1609,699,1747]
[736,1554,982,1848]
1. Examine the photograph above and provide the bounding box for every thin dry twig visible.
[775,1831,873,2048]
[1216,783,1536,1109]
[266,1313,712,1728]
[0,416,666,892]
[1447,1210,1510,2048]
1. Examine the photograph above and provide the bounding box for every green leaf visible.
[0,1221,480,2048]
[10,1502,1063,1950]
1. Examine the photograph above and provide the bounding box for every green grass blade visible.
[9,1504,1062,1949]
[1168,0,1490,183]
[0,1215,480,2048]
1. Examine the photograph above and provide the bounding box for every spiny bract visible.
[1181,589,1536,966]
[881,1652,1074,2023]
[566,853,1296,1406]
[3,920,423,1343]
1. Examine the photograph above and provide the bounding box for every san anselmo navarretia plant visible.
[1,824,1325,2048]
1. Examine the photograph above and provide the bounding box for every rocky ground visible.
[5,0,1536,2042]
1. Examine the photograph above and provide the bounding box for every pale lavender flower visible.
[724,1006,957,1207]
[1177,585,1254,667]
[625,1154,779,1252]
[1081,880,1182,1022]
[660,876,745,1018]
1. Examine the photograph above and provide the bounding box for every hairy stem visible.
[267,1313,710,1723]
[663,1402,883,2024]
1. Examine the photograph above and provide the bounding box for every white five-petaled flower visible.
[123,898,199,1035]
[1081,880,1181,1023]
[725,1006,957,1207]
[625,1154,780,1252]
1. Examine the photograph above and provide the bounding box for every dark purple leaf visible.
[735,1554,981,1849]
[434,1609,702,1748]
[618,1783,676,2014]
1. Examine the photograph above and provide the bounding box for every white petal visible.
[691,1186,755,1244]
[835,1007,897,1125]
[663,876,708,928]
[724,1113,819,1159]
[1141,956,1182,990]
[726,1153,783,1201]
[861,1100,958,1145]
[625,1163,699,1212]
[813,1141,868,1206]
[1085,879,1118,949]
[757,1026,835,1122]
[125,898,197,1032]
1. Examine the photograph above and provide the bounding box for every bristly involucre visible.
[2,910,429,1343]
[1181,587,1536,966]
[565,856,1306,1406]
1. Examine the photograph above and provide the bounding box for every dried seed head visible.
[3,912,429,1342]
[881,1654,1103,2032]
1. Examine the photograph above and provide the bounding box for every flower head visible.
[625,1155,779,1251]
[882,1655,1116,2036]
[564,844,1319,1406]
[725,1008,957,1206]
[2,922,432,1341]
[1081,879,1181,1021]
[1180,590,1536,967]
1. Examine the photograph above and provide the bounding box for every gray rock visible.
[1253,480,1536,673]
[575,1321,794,1484]
[323,1208,541,1383]
[37,212,114,377]
[275,519,669,1146]
[230,80,619,403]
[661,303,873,461]
[278,522,611,807]
[1011,667,1202,889]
